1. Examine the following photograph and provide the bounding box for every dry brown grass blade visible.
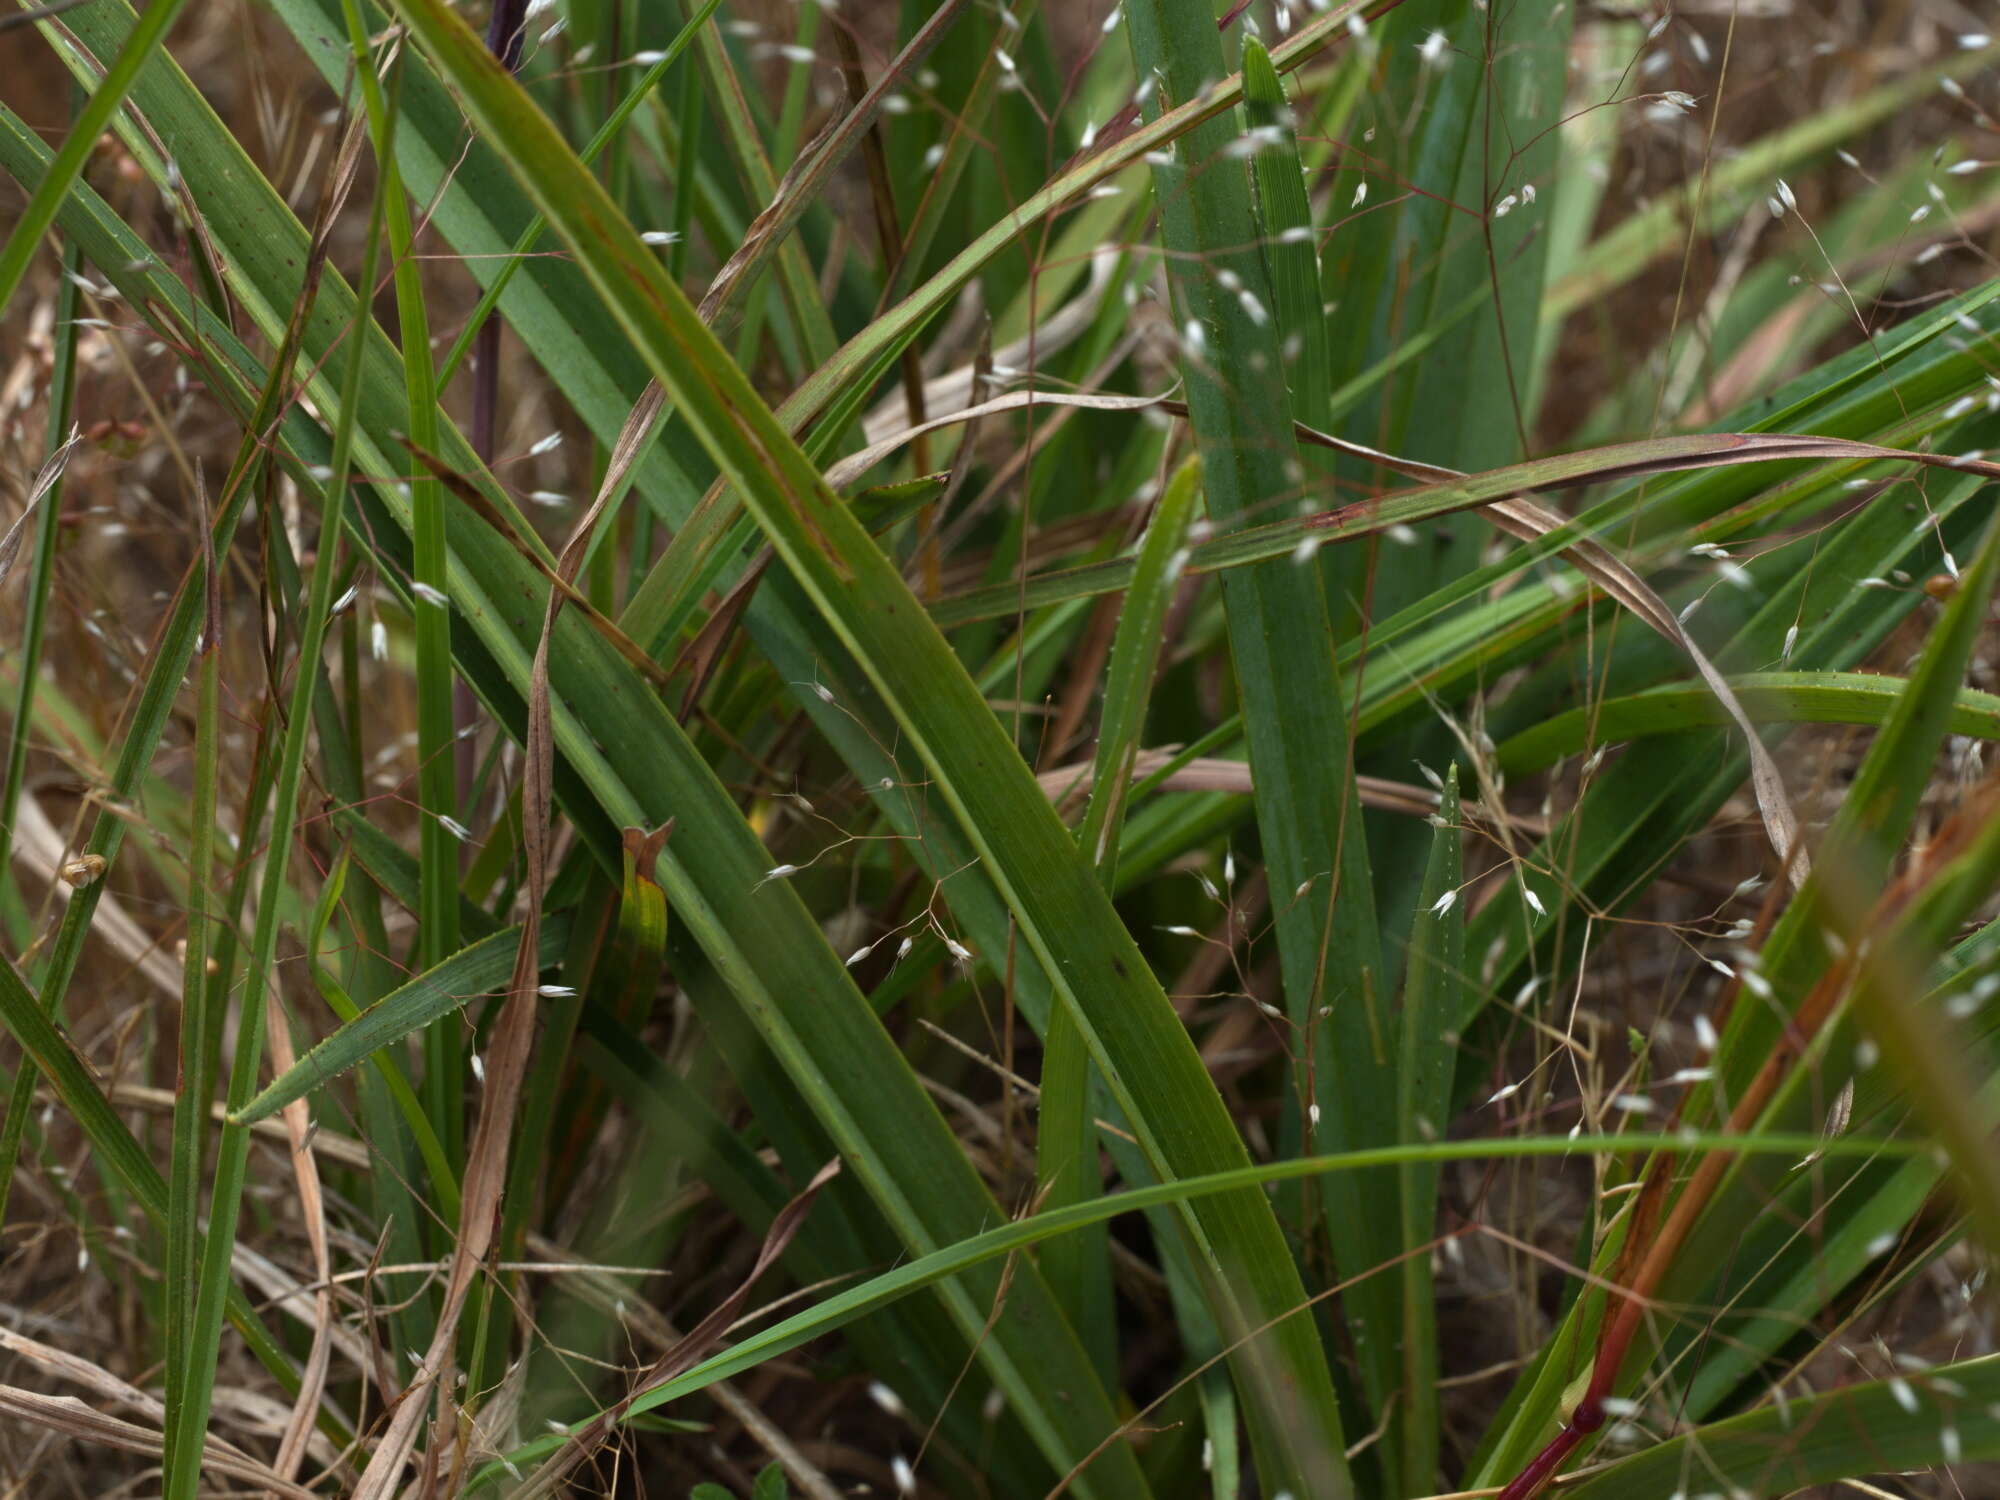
[0,426,80,590]
[264,989,335,1483]
[1034,752,1551,840]
[1279,407,2000,490]
[0,1325,165,1421]
[696,0,971,327]
[402,440,676,690]
[508,1158,842,1498]
[672,550,771,719]
[1480,493,1806,883]
[852,392,2000,536]
[0,1382,319,1499]
[824,389,1170,490]
[348,413,638,1499]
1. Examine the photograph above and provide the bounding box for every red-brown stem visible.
[1493,794,2000,1498]
[1495,1418,1589,1500]
[1495,1003,1829,1498]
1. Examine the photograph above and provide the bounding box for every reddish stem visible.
[1495,1416,1591,1500]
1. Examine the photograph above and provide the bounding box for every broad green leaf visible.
[1242,37,1331,432]
[235,917,578,1126]
[385,3,1359,1494]
[1496,671,2000,774]
[12,12,1145,1489]
[1563,1354,2000,1499]
[1043,454,1202,1389]
[1119,0,1371,1486]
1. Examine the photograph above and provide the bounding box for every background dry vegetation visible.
[4,0,2000,1498]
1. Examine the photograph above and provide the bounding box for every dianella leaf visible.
[1120,1,1377,1487]
[1043,453,1202,1389]
[1241,37,1332,433]
[382,1,1350,1493]
[0,61,1124,1498]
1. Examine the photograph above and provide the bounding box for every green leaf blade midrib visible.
[378,2,1352,1494]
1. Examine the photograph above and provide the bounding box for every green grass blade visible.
[1315,0,1569,651]
[303,851,462,1222]
[688,17,839,364]
[1241,37,1331,431]
[1074,456,1201,886]
[1496,671,2000,775]
[598,1132,1917,1429]
[1119,2,1375,1482]
[160,481,227,1491]
[695,0,970,327]
[336,4,464,1158]
[1041,453,1202,1387]
[384,4,1352,1492]
[457,1130,1925,1489]
[0,179,80,919]
[1815,521,2000,1257]
[879,0,1036,303]
[233,916,576,1126]
[0,0,189,321]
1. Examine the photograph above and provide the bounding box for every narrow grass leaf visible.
[386,5,1347,1494]
[0,0,190,321]
[1497,672,2000,775]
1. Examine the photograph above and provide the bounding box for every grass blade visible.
[1041,453,1201,1386]
[232,917,576,1126]
[0,163,80,919]
[1119,0,1378,1481]
[160,492,224,1493]
[385,4,1351,1491]
[1497,671,2000,774]
[0,0,189,320]
[336,4,464,1159]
